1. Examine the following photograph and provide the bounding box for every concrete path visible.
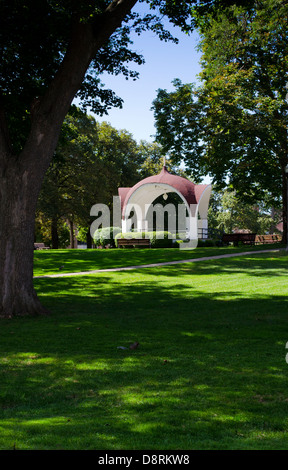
[34,249,281,279]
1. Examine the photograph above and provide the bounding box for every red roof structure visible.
[118,166,212,241]
[119,166,209,217]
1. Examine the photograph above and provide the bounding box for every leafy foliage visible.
[152,79,206,182]
[197,1,288,202]
[0,0,193,154]
[93,226,122,247]
[208,188,276,234]
[0,0,252,154]
[152,0,288,242]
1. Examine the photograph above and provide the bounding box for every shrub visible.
[149,231,175,248]
[93,228,102,246]
[93,227,122,248]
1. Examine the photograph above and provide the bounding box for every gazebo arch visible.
[118,166,211,240]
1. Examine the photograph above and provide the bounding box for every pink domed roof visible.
[119,166,210,216]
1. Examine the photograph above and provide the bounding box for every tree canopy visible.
[0,0,252,152]
[152,0,288,239]
[0,0,205,153]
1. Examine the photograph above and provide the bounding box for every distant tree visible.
[138,140,190,178]
[35,213,70,249]
[152,79,205,183]
[76,121,143,246]
[38,110,142,248]
[208,188,275,235]
[36,108,99,247]
[137,141,166,177]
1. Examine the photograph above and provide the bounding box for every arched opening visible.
[146,191,189,235]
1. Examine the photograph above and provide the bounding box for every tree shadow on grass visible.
[34,250,288,280]
[2,358,288,450]
[1,266,288,449]
[33,246,285,276]
[139,252,288,279]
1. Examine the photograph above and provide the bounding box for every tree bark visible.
[281,171,288,245]
[51,217,59,249]
[86,229,92,249]
[280,133,288,245]
[0,158,49,317]
[69,218,75,249]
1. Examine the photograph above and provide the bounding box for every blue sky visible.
[95,5,203,143]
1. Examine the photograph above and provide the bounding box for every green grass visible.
[33,243,282,276]
[0,247,288,450]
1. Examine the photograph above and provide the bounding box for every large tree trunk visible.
[0,161,49,317]
[282,171,288,245]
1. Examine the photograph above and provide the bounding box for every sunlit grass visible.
[0,249,287,449]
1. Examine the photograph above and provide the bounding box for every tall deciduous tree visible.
[153,0,288,241]
[37,108,102,248]
[0,0,142,317]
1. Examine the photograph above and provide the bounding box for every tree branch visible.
[95,0,139,45]
[22,0,139,172]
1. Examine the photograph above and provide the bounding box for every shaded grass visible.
[33,244,282,276]
[0,249,288,449]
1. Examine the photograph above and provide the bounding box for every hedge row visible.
[92,227,221,249]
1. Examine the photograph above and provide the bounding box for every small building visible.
[118,165,211,241]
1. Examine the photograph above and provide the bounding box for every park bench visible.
[255,234,281,244]
[34,242,50,250]
[117,238,151,248]
[221,233,256,246]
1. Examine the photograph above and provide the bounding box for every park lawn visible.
[0,249,287,450]
[33,243,282,276]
